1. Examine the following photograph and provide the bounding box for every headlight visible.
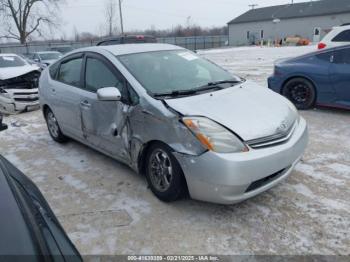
[0,88,11,98]
[182,117,249,153]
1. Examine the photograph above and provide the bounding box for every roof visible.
[81,43,183,56]
[228,0,350,25]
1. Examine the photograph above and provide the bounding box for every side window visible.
[332,30,350,42]
[49,62,60,80]
[85,57,124,93]
[127,83,139,105]
[57,57,83,87]
[334,48,350,64]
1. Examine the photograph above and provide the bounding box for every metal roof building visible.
[227,0,350,46]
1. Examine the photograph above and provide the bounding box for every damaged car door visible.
[80,53,131,161]
[53,54,85,139]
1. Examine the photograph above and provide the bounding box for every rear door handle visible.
[80,100,91,108]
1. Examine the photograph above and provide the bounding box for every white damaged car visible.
[0,54,41,114]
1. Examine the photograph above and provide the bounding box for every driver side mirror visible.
[97,87,121,101]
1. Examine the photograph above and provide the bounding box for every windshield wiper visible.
[153,85,223,98]
[152,79,242,98]
[207,79,242,86]
[153,89,199,98]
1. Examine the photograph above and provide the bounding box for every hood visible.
[165,81,298,141]
[0,65,40,80]
[274,57,292,65]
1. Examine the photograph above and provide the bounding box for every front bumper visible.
[267,75,283,93]
[0,89,39,114]
[175,117,308,204]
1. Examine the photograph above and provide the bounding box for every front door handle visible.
[80,100,91,108]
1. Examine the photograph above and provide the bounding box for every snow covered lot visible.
[0,46,349,255]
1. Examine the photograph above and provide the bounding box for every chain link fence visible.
[0,35,228,54]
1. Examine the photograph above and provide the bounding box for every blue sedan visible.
[268,45,350,110]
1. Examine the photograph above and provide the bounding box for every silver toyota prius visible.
[39,44,308,204]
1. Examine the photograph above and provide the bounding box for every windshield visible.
[0,55,27,68]
[39,52,62,60]
[118,50,240,95]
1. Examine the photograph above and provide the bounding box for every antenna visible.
[249,4,258,10]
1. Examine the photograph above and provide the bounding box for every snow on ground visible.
[0,45,349,255]
[199,45,315,86]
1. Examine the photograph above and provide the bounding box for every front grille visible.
[246,121,297,149]
[12,89,39,103]
[14,97,39,102]
[245,166,290,193]
[13,92,38,96]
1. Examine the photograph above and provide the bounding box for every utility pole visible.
[119,0,124,35]
[249,4,258,10]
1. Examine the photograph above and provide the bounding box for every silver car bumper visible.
[0,89,39,114]
[175,117,308,204]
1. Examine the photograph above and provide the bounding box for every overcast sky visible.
[61,0,307,38]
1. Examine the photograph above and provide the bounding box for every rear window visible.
[332,30,350,42]
[0,56,26,68]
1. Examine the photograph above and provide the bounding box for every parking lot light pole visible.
[119,0,124,35]
[272,18,281,46]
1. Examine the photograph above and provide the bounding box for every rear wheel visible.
[45,108,68,143]
[145,143,187,202]
[282,77,316,110]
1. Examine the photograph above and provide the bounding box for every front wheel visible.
[45,108,68,143]
[282,78,316,110]
[145,143,187,202]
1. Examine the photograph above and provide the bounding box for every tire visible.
[45,108,68,143]
[282,77,316,110]
[145,143,187,202]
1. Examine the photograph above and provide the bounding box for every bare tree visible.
[73,26,79,42]
[104,0,119,37]
[0,0,62,44]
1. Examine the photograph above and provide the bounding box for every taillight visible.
[318,42,327,49]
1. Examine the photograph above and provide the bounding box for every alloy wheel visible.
[288,82,311,104]
[148,149,173,192]
[47,111,59,138]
